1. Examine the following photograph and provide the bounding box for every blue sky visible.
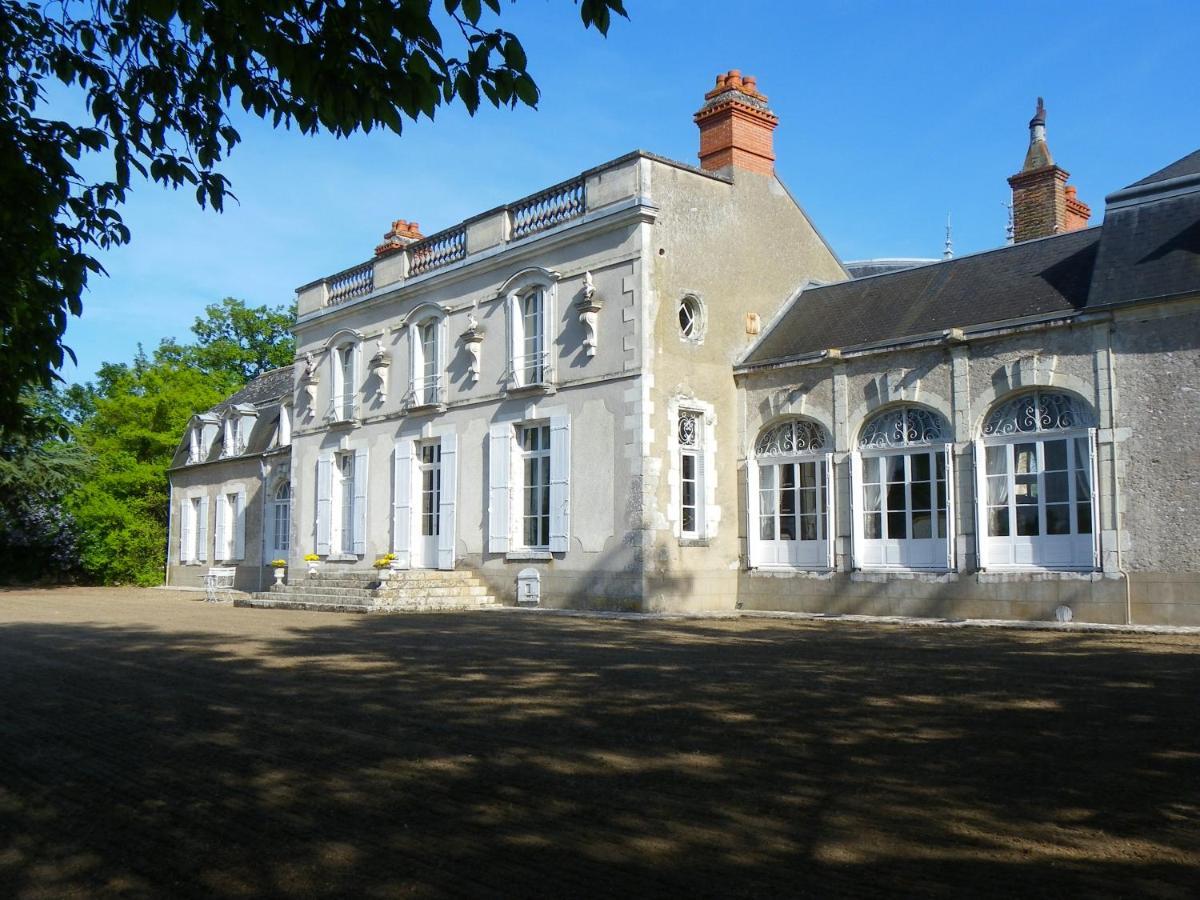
[55,0,1198,383]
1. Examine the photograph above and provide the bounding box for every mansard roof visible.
[741,150,1200,369]
[207,364,294,415]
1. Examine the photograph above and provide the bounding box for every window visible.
[678,295,704,342]
[189,426,202,464]
[854,406,953,570]
[222,417,240,457]
[420,442,442,539]
[316,448,367,557]
[409,314,444,408]
[521,424,552,548]
[678,411,703,537]
[503,272,556,390]
[392,434,459,570]
[271,481,291,554]
[181,496,208,562]
[487,417,570,555]
[214,489,245,561]
[750,419,832,568]
[978,391,1096,570]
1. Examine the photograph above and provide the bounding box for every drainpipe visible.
[258,456,268,593]
[1107,327,1131,625]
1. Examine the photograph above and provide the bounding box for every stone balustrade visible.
[297,154,644,316]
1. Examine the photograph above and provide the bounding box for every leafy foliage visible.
[0,0,627,436]
[168,297,296,380]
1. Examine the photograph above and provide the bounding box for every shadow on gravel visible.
[1,614,1197,898]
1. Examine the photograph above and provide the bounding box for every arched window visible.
[749,418,832,569]
[270,480,291,554]
[501,269,558,390]
[977,390,1097,570]
[408,311,446,408]
[853,405,953,570]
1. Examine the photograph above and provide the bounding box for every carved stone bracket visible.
[461,314,484,384]
[368,339,391,403]
[575,271,603,357]
[299,351,320,421]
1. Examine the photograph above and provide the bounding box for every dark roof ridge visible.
[802,225,1102,293]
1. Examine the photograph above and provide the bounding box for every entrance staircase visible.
[237,568,500,614]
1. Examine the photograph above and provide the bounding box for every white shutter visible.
[1088,427,1101,570]
[542,287,556,385]
[973,441,988,572]
[824,453,837,570]
[943,443,955,571]
[197,497,209,562]
[234,488,247,560]
[180,500,192,562]
[549,415,571,553]
[507,295,521,386]
[353,447,368,555]
[392,441,413,568]
[316,454,332,555]
[488,423,511,553]
[746,459,760,569]
[849,451,863,571]
[438,433,458,569]
[215,494,228,561]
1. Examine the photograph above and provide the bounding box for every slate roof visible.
[743,228,1100,365]
[742,151,1200,369]
[1125,149,1200,189]
[208,364,294,415]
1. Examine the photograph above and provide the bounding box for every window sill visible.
[976,569,1104,583]
[325,417,358,429]
[678,537,710,547]
[748,566,835,580]
[405,401,446,416]
[324,554,361,562]
[851,570,959,583]
[504,382,556,399]
[506,550,553,561]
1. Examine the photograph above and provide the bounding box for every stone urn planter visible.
[273,567,286,586]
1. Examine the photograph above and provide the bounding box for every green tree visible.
[187,297,296,380]
[0,0,627,437]
[65,347,241,584]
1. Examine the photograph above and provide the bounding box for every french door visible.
[417,441,441,568]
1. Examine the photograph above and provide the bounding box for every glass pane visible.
[911,482,931,511]
[1045,472,1069,504]
[1076,502,1093,534]
[798,462,817,489]
[912,511,932,539]
[987,475,1008,506]
[1046,504,1071,535]
[865,512,882,540]
[799,515,817,541]
[682,481,695,506]
[1074,437,1092,481]
[780,464,797,491]
[886,482,907,514]
[759,487,776,517]
[985,444,1007,476]
[759,517,775,541]
[1044,439,1068,471]
[1075,469,1091,503]
[886,455,905,483]
[937,478,947,510]
[682,509,695,532]
[989,507,1009,537]
[780,515,796,540]
[1014,443,1038,475]
[887,510,907,539]
[864,484,881,513]
[863,456,881,484]
[682,454,694,480]
[759,465,775,492]
[798,487,817,517]
[1016,506,1039,536]
[936,511,946,539]
[1015,475,1038,503]
[780,480,797,516]
[911,452,930,482]
[541,425,550,448]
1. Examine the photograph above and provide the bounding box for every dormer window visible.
[187,413,220,464]
[188,425,202,463]
[221,404,258,458]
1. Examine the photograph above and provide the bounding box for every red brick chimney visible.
[1006,98,1091,242]
[374,219,425,256]
[694,70,779,176]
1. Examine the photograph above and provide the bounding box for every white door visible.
[417,441,442,568]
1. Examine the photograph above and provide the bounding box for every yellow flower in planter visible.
[303,554,320,562]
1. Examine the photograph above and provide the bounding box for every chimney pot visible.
[694,69,779,176]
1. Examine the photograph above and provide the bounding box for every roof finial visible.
[943,212,953,260]
[1030,96,1046,129]
[1021,95,1053,171]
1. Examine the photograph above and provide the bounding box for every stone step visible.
[376,585,491,599]
[237,596,372,613]
[238,595,499,614]
[270,589,378,601]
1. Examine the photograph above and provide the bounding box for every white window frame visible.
[747,419,833,570]
[677,410,704,539]
[503,269,558,390]
[518,422,552,550]
[181,494,209,563]
[269,479,291,555]
[852,406,954,572]
[668,399,717,542]
[976,391,1098,571]
[678,293,706,344]
[408,311,447,408]
[331,341,359,422]
[213,487,247,562]
[488,414,570,556]
[317,446,367,557]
